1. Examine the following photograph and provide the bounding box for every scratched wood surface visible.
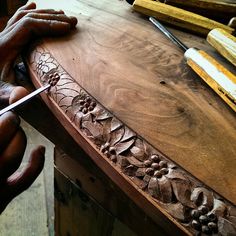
[29,0,236,205]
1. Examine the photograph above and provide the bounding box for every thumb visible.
[6,145,45,200]
[9,86,29,104]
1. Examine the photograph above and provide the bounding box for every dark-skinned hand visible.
[0,86,45,213]
[0,2,77,213]
[0,2,77,83]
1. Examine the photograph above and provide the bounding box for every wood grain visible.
[27,45,236,235]
[54,147,168,236]
[25,0,236,235]
[29,0,236,204]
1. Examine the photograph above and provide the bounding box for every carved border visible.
[28,47,236,235]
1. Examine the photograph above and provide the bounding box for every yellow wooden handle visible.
[207,28,236,67]
[184,48,236,112]
[133,0,234,36]
[163,0,236,13]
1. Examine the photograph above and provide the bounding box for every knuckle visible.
[25,12,35,19]
[21,15,33,26]
[20,18,28,28]
[16,9,27,18]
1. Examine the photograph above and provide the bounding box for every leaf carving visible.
[218,217,236,236]
[148,177,160,199]
[111,118,122,132]
[166,169,187,181]
[191,187,214,209]
[159,177,173,203]
[211,199,227,217]
[82,121,103,141]
[120,126,136,142]
[160,202,187,221]
[127,156,145,168]
[135,168,146,177]
[130,146,146,161]
[115,139,135,155]
[171,179,195,208]
[110,127,124,146]
[148,177,172,203]
[95,110,112,121]
[132,177,148,190]
[101,119,112,142]
[31,48,236,235]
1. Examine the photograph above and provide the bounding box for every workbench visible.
[21,0,236,235]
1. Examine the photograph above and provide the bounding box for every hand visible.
[0,84,45,214]
[0,2,77,83]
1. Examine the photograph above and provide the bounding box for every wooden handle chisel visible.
[150,17,236,112]
[207,28,236,67]
[159,0,236,24]
[131,0,234,36]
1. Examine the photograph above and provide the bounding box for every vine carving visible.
[28,47,236,235]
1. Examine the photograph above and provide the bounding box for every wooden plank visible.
[54,167,137,236]
[54,147,168,236]
[23,0,236,235]
[28,0,236,206]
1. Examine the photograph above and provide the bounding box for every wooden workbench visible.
[22,0,236,235]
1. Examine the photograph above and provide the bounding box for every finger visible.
[27,13,77,29]
[9,86,29,104]
[18,2,37,11]
[6,9,65,29]
[0,128,26,179]
[5,2,37,28]
[0,85,29,111]
[14,63,35,91]
[21,18,73,38]
[4,18,73,49]
[0,81,15,109]
[6,146,45,199]
[0,112,20,151]
[29,18,76,36]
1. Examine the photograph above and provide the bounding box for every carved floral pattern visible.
[28,47,236,235]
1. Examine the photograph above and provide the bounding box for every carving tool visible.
[149,17,236,112]
[207,28,236,67]
[228,17,236,29]
[127,0,234,36]
[158,0,236,24]
[0,83,50,116]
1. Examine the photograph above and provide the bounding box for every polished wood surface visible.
[25,0,236,235]
[30,0,236,204]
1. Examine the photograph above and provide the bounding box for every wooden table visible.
[23,0,236,235]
